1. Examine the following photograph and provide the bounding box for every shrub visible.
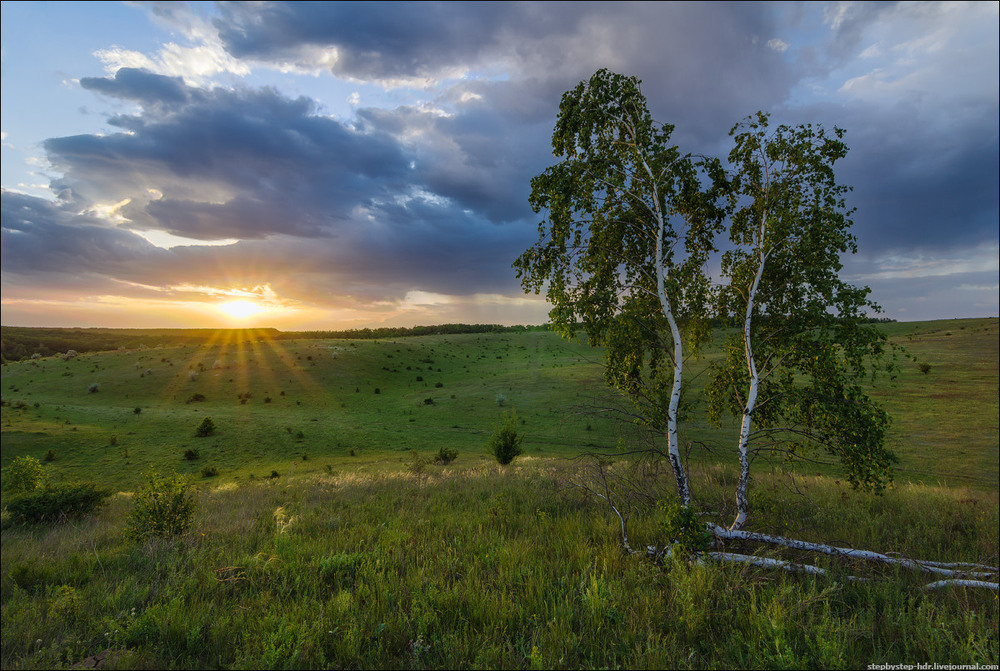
[87,382,100,393]
[134,406,142,415]
[918,362,932,375]
[660,498,712,556]
[6,483,111,524]
[200,465,219,478]
[195,417,216,437]
[186,393,206,404]
[408,451,427,475]
[434,446,458,465]
[488,410,523,465]
[495,393,506,407]
[5,456,45,493]
[124,472,195,541]
[423,397,435,405]
[183,448,200,461]
[43,449,57,462]
[109,435,118,446]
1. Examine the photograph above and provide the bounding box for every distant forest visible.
[0,324,546,362]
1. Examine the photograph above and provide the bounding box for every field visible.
[1,319,997,669]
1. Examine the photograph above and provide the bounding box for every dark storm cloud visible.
[5,2,995,324]
[213,1,566,81]
[0,190,165,276]
[777,94,1000,259]
[45,68,412,240]
[213,2,794,139]
[81,67,188,105]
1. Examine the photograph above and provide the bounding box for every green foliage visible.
[43,449,56,462]
[201,465,219,478]
[5,455,45,493]
[707,112,899,495]
[183,448,200,461]
[317,552,366,589]
[660,498,712,555]
[918,362,932,375]
[434,446,458,465]
[123,472,195,541]
[5,482,111,524]
[488,410,523,465]
[195,416,216,437]
[513,69,724,438]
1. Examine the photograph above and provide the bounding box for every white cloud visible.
[767,38,789,53]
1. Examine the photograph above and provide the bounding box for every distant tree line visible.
[0,327,278,362]
[278,323,548,341]
[0,324,548,362]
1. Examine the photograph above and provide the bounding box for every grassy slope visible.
[1,319,997,669]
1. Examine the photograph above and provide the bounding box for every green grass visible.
[1,319,997,669]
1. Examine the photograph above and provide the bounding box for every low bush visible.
[5,482,111,524]
[124,472,195,541]
[5,456,45,493]
[488,410,523,465]
[183,448,200,461]
[660,498,713,556]
[87,382,99,393]
[201,465,219,478]
[434,446,458,465]
[196,417,216,437]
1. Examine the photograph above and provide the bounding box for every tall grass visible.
[2,459,996,669]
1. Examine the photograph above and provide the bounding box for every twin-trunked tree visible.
[515,70,997,587]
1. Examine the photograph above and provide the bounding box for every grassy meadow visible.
[1,319,997,669]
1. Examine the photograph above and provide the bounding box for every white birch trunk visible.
[732,245,767,530]
[654,203,690,505]
[642,152,691,505]
[710,524,1000,578]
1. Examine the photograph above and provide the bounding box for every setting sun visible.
[217,299,266,321]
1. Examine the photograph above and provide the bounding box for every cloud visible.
[3,2,996,327]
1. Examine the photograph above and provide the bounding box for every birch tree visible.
[516,73,997,589]
[513,69,723,505]
[707,112,897,531]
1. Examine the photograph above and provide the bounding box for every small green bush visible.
[6,483,111,524]
[183,448,200,461]
[434,446,458,465]
[488,410,523,465]
[87,382,99,393]
[918,362,932,375]
[660,498,712,556]
[124,472,195,542]
[195,416,216,437]
[43,449,57,462]
[5,455,45,493]
[200,465,219,478]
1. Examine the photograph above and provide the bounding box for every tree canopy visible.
[516,70,896,528]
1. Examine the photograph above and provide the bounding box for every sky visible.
[1,1,997,330]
